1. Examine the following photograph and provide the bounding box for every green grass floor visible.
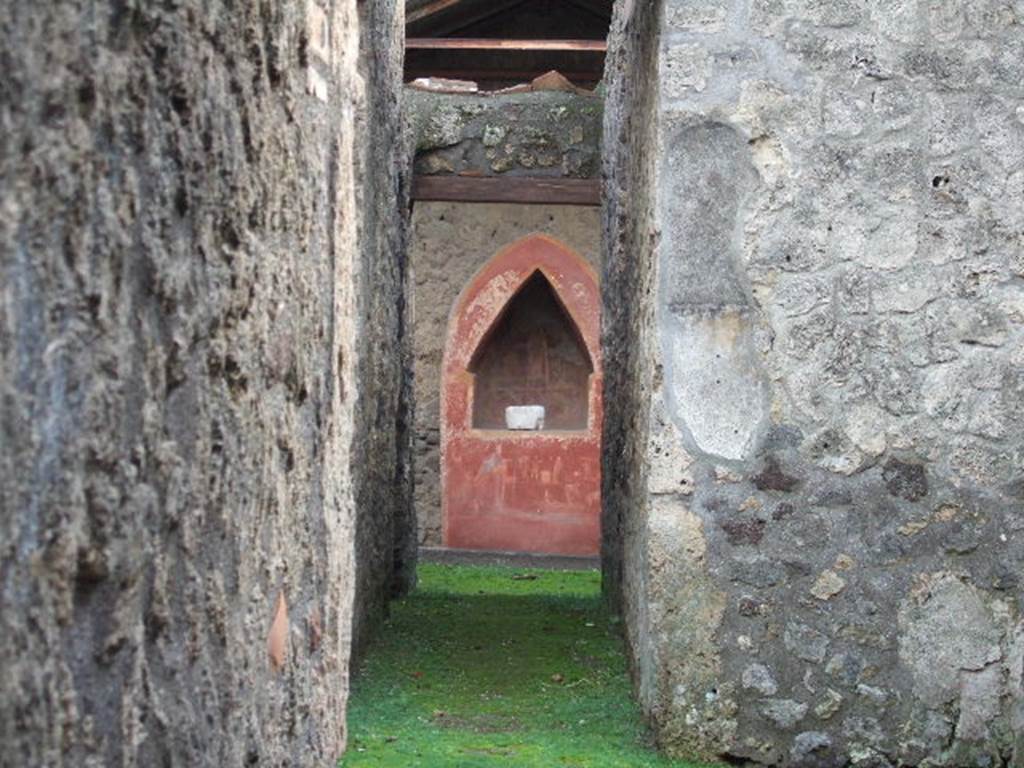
[343,563,722,768]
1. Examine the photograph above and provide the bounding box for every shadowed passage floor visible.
[343,564,719,768]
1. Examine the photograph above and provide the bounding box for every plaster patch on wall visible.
[657,122,768,464]
[898,574,1007,707]
[662,311,768,463]
[647,392,696,496]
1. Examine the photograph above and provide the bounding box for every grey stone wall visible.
[604,0,1024,765]
[408,88,603,177]
[598,0,664,717]
[350,0,417,660]
[0,1,401,764]
[410,202,601,545]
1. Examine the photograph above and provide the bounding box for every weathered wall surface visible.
[604,0,1024,765]
[350,0,417,660]
[410,202,601,545]
[598,0,664,721]
[408,89,603,177]
[0,1,393,764]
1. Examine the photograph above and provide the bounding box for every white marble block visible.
[505,405,545,431]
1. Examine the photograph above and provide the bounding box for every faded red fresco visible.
[441,234,602,556]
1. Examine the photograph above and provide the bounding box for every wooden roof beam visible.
[412,175,601,206]
[407,0,464,25]
[406,38,607,51]
[411,0,531,37]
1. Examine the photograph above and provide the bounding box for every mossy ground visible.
[343,564,722,768]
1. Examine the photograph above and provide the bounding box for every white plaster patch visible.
[662,312,768,462]
[661,44,711,97]
[307,1,331,64]
[307,67,328,103]
[898,575,1006,706]
[647,393,696,495]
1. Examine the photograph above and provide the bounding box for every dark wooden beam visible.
[405,68,602,84]
[413,176,601,206]
[406,37,607,52]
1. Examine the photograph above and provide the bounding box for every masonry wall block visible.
[602,0,1024,765]
[0,0,406,764]
[350,0,417,660]
[410,202,601,546]
[408,88,603,178]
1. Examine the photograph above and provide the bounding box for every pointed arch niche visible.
[441,234,602,556]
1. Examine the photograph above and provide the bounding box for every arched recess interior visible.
[441,234,602,556]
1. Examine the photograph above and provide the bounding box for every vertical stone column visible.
[350,0,418,660]
[599,0,665,726]
[0,0,378,763]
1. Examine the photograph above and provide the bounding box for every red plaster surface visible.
[442,234,602,556]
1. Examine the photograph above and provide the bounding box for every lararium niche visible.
[441,234,602,556]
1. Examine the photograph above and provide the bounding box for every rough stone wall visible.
[598,0,664,716]
[408,89,603,178]
[604,0,1024,766]
[410,202,601,545]
[0,1,390,764]
[350,0,417,660]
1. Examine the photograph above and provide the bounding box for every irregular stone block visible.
[898,575,1005,706]
[882,459,929,502]
[721,517,767,546]
[790,731,833,767]
[825,653,863,686]
[742,664,779,696]
[814,690,844,720]
[753,456,802,492]
[811,570,847,601]
[762,699,809,730]
[784,623,830,664]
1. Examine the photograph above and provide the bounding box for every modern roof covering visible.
[407,0,611,38]
[404,0,612,89]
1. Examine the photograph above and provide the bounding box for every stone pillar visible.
[0,0,399,764]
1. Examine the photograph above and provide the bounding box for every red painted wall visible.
[470,273,593,431]
[441,234,602,556]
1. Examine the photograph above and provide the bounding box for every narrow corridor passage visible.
[344,564,716,768]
